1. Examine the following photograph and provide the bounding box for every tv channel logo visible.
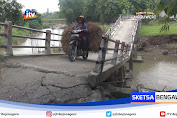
[24,9,37,21]
[46,111,52,117]
[160,111,166,117]
[134,11,156,19]
[106,111,112,117]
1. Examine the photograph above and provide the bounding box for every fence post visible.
[93,35,108,73]
[133,21,139,58]
[134,22,138,44]
[136,20,141,49]
[129,53,133,79]
[124,44,128,55]
[4,21,13,56]
[45,30,51,54]
[134,31,138,57]
[136,21,140,44]
[133,44,138,58]
[119,42,125,61]
[111,40,120,65]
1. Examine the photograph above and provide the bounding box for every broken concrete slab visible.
[0,63,92,104]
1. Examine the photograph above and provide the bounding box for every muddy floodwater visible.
[128,52,177,91]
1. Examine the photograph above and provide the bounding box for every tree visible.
[119,0,132,15]
[156,0,177,16]
[28,11,42,29]
[42,11,60,19]
[156,0,177,32]
[0,0,24,25]
[59,0,84,24]
[82,0,100,22]
[58,0,158,23]
[97,0,121,23]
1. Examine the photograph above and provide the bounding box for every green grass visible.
[12,28,29,44]
[98,23,111,31]
[140,22,177,37]
[0,28,29,45]
[0,37,3,45]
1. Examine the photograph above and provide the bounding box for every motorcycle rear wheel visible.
[83,51,88,60]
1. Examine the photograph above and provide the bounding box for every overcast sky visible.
[16,0,59,13]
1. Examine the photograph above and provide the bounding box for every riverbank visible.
[128,21,177,91]
[0,28,29,55]
[0,28,29,45]
[42,22,109,30]
[139,35,177,57]
[42,23,67,29]
[139,21,177,57]
[42,18,67,29]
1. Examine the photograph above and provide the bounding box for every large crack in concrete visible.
[0,60,132,104]
[40,74,93,104]
[42,83,89,90]
[0,62,102,104]
[3,62,76,77]
[0,19,138,104]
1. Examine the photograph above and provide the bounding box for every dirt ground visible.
[139,35,177,57]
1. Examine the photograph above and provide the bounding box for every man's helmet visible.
[76,15,86,23]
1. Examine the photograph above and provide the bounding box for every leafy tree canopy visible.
[0,0,23,25]
[58,0,157,24]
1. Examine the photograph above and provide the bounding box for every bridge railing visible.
[92,36,130,73]
[0,21,62,56]
[105,16,122,37]
[105,15,135,37]
[88,16,140,87]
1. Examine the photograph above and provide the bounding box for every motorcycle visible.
[68,29,89,62]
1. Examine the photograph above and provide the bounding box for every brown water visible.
[128,52,177,91]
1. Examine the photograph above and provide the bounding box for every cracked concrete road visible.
[0,54,99,104]
[0,18,137,104]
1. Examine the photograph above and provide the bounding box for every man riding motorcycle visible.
[68,15,89,62]
[74,15,88,54]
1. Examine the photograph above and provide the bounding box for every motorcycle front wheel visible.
[68,44,77,62]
